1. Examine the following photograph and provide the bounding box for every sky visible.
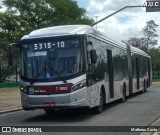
[0,0,160,45]
[76,0,160,46]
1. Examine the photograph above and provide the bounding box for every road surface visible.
[0,84,160,135]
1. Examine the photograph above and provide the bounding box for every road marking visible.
[153,132,160,135]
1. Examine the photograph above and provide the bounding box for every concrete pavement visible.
[0,83,160,135]
[0,87,22,114]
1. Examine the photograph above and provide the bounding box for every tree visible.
[0,0,94,41]
[123,20,159,53]
[142,20,159,50]
[1,0,93,37]
[122,37,141,48]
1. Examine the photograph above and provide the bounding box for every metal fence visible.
[0,62,19,83]
[152,64,160,80]
[0,82,19,88]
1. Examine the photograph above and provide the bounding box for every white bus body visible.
[18,25,152,113]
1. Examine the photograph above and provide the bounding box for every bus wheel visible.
[120,85,126,103]
[44,109,55,114]
[92,90,104,114]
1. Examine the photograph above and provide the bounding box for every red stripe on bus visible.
[27,83,73,95]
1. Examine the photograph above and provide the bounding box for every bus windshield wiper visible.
[30,66,62,85]
[50,67,61,78]
[50,68,67,83]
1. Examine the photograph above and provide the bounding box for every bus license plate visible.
[45,102,56,107]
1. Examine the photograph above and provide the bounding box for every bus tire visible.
[120,85,126,103]
[44,109,55,114]
[92,90,104,114]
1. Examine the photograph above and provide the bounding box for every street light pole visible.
[91,6,144,27]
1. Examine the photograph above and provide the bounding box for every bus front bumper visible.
[21,87,89,110]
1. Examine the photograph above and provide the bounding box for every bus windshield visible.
[21,37,82,80]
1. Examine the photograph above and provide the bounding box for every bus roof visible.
[21,25,149,57]
[21,25,93,39]
[130,45,150,58]
[21,25,127,49]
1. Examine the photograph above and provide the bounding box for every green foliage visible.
[0,64,16,83]
[0,0,93,40]
[122,37,141,48]
[142,20,159,49]
[123,20,159,69]
[2,0,93,35]
[122,37,148,53]
[123,20,159,54]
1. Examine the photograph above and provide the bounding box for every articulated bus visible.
[13,25,152,114]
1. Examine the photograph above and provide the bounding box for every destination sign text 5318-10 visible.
[33,41,65,50]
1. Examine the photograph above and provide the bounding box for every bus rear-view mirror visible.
[8,42,20,66]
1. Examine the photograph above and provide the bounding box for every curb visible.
[152,82,160,84]
[139,115,160,135]
[0,108,23,115]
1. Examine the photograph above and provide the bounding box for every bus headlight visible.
[71,79,86,92]
[20,85,27,93]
